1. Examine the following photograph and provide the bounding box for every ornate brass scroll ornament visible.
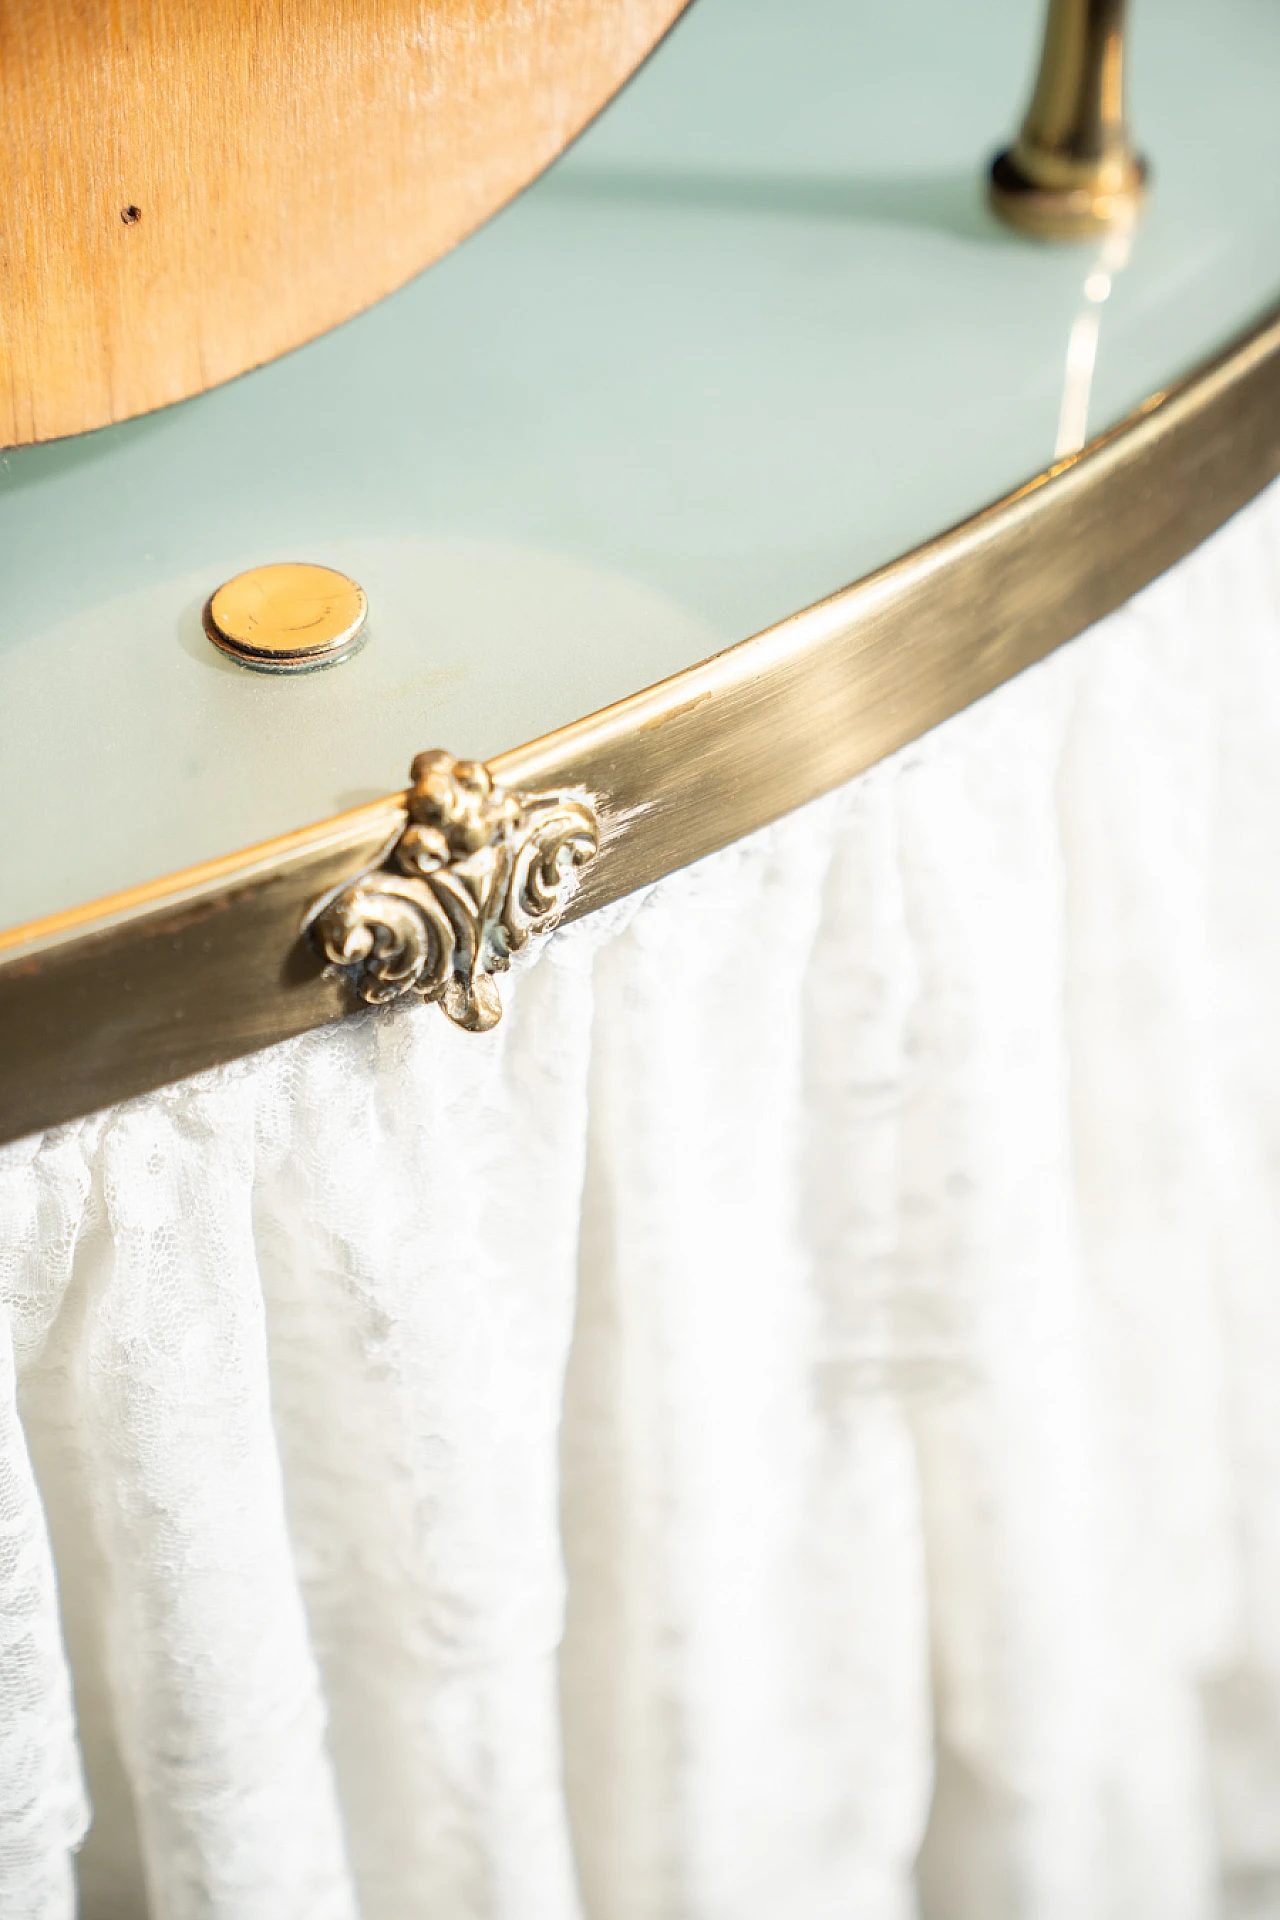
[308,750,599,1031]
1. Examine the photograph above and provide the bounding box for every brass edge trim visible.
[0,798,405,964]
[3,300,1280,1141]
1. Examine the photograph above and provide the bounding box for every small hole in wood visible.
[121,204,142,225]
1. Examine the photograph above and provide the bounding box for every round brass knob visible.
[204,562,368,673]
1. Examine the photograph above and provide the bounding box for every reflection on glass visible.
[1054,219,1135,458]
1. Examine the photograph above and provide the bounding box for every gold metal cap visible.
[204,563,368,673]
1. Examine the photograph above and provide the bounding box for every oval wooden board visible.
[0,0,688,446]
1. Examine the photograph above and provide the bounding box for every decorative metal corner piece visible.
[309,750,599,1032]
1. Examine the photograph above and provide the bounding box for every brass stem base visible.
[989,148,1148,241]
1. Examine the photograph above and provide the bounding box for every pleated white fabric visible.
[4,478,1280,1918]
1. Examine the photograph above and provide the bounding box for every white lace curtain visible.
[4,482,1280,1920]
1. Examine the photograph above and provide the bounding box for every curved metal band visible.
[3,300,1280,1142]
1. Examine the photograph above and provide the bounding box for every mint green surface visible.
[3,0,1279,928]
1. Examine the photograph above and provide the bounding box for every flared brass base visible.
[989,147,1148,242]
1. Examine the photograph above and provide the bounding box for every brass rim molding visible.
[3,299,1280,1142]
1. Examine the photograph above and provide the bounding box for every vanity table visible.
[3,0,1279,1135]
[4,3,1280,1916]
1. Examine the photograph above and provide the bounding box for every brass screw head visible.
[204,562,368,673]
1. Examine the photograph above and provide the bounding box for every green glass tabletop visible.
[3,0,1278,930]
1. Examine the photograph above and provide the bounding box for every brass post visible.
[990,0,1147,240]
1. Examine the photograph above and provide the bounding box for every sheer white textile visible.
[4,480,1280,1918]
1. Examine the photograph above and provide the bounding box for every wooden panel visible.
[1,302,1279,1143]
[0,0,688,445]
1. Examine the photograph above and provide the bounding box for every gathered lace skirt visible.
[4,481,1280,1919]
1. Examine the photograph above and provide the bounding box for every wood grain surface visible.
[0,0,687,445]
